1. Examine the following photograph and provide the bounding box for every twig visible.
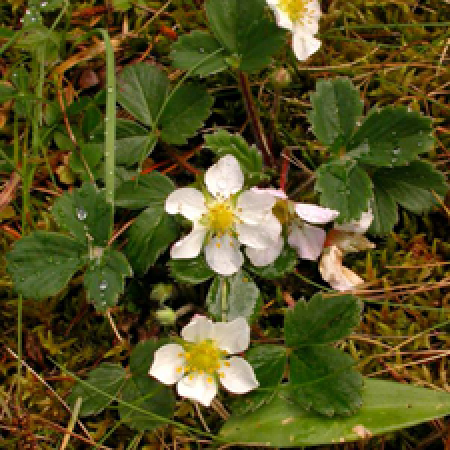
[210,398,230,420]
[59,396,82,450]
[106,309,124,343]
[194,402,210,433]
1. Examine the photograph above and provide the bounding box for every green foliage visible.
[247,245,298,279]
[232,345,286,415]
[289,347,363,416]
[315,161,373,223]
[284,293,362,347]
[168,255,215,284]
[6,231,86,299]
[130,339,168,377]
[221,380,450,447]
[84,248,133,313]
[68,363,126,417]
[308,78,363,146]
[204,130,266,184]
[52,182,112,246]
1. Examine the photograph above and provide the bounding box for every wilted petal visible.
[170,224,207,259]
[246,235,283,267]
[319,246,365,291]
[236,190,276,225]
[335,210,374,233]
[288,223,325,261]
[181,316,214,343]
[177,373,218,407]
[294,202,339,224]
[204,155,244,199]
[219,357,259,394]
[327,230,375,253]
[236,214,281,250]
[204,234,244,276]
[213,317,250,354]
[165,188,206,221]
[149,343,185,385]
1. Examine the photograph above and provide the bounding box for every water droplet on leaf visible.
[99,280,108,291]
[76,208,87,221]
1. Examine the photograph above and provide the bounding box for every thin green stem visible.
[220,277,228,322]
[16,295,22,411]
[50,0,69,31]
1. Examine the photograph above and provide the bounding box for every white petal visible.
[165,188,207,221]
[204,235,244,276]
[335,210,374,233]
[204,155,244,199]
[177,373,218,407]
[149,343,185,385]
[292,30,321,61]
[213,317,250,354]
[327,230,375,253]
[170,224,207,259]
[236,214,281,250]
[294,203,339,224]
[319,246,365,291]
[246,234,283,267]
[236,190,276,225]
[251,187,288,200]
[181,316,214,343]
[219,357,259,394]
[288,223,325,261]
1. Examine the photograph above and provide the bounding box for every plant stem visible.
[237,71,275,167]
[220,277,228,322]
[16,295,22,411]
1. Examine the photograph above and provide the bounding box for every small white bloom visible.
[149,316,259,407]
[319,210,375,291]
[266,0,322,61]
[246,188,338,266]
[165,155,281,276]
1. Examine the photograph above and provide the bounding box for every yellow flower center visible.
[182,339,226,377]
[207,201,235,234]
[277,0,310,22]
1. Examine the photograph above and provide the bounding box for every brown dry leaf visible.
[0,172,21,212]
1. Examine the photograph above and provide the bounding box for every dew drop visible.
[105,117,109,122]
[41,1,48,6]
[105,152,110,157]
[418,142,423,147]
[393,148,400,155]
[104,131,108,136]
[101,301,106,306]
[25,9,30,14]
[107,87,113,93]
[90,135,94,140]
[391,131,396,136]
[392,157,397,163]
[76,208,87,221]
[99,280,108,291]
[199,48,205,53]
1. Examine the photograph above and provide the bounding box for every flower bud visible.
[150,283,174,305]
[271,67,291,88]
[155,307,176,326]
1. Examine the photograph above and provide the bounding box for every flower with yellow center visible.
[149,316,258,407]
[266,0,322,61]
[165,155,281,276]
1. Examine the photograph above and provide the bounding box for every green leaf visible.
[115,172,175,210]
[348,106,434,167]
[170,31,227,77]
[315,161,373,223]
[119,375,175,431]
[83,248,133,313]
[284,293,362,347]
[220,379,450,447]
[206,272,262,322]
[125,207,178,276]
[67,363,126,417]
[130,339,168,377]
[204,130,266,184]
[7,231,86,299]
[372,160,448,214]
[289,347,363,416]
[247,245,298,279]
[308,78,363,146]
[369,183,399,235]
[117,63,169,128]
[112,0,132,11]
[82,104,102,137]
[168,255,215,284]
[52,183,112,246]
[159,84,213,145]
[113,119,157,167]
[0,83,17,103]
[70,142,104,181]
[231,345,286,415]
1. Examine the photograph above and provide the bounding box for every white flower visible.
[245,188,339,266]
[319,210,375,291]
[149,316,259,407]
[165,155,281,276]
[266,0,321,61]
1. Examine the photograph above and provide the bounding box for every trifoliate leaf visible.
[369,183,399,235]
[83,248,133,312]
[284,293,362,347]
[119,375,175,432]
[289,347,363,416]
[52,182,112,246]
[168,255,215,284]
[170,30,227,77]
[348,106,434,167]
[67,363,126,417]
[308,78,363,147]
[6,231,86,299]
[315,161,373,223]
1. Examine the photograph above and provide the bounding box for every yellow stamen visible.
[277,0,310,23]
[224,361,231,367]
[207,376,213,383]
[176,367,183,373]
[207,200,235,234]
